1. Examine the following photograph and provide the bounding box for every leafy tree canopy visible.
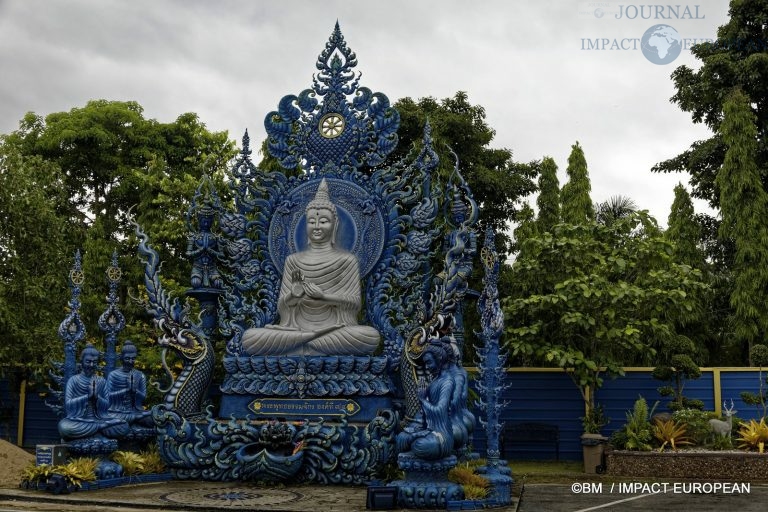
[535,156,560,234]
[0,100,236,383]
[392,92,537,251]
[652,0,768,210]
[717,88,768,359]
[560,142,594,225]
[504,212,708,427]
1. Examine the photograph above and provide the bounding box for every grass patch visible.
[507,460,584,484]
[507,460,665,484]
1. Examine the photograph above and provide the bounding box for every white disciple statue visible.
[242,179,380,356]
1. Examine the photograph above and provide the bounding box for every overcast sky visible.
[0,0,730,227]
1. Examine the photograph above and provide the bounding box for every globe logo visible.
[641,24,682,65]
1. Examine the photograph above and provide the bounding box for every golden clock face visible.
[319,113,345,139]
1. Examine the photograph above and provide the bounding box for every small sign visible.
[248,398,361,417]
[36,445,68,466]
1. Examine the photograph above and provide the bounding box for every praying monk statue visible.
[58,344,129,441]
[241,179,380,356]
[105,341,154,428]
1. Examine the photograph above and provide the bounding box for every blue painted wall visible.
[471,368,767,461]
[3,368,767,460]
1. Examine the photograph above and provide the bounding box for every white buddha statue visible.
[241,179,380,356]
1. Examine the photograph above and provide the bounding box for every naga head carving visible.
[154,315,208,365]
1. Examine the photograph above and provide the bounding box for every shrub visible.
[112,451,145,476]
[708,434,733,450]
[139,445,166,474]
[20,463,55,487]
[21,458,99,489]
[60,457,98,484]
[462,484,490,500]
[653,419,692,451]
[448,464,490,500]
[740,344,768,419]
[581,404,609,434]
[448,466,490,489]
[671,408,716,446]
[610,397,654,451]
[737,419,768,453]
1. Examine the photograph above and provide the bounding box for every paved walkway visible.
[0,481,518,512]
[518,482,768,512]
[5,480,765,512]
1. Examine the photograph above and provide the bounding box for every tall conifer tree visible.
[512,203,537,253]
[717,89,768,359]
[536,156,560,233]
[666,183,704,269]
[560,142,594,225]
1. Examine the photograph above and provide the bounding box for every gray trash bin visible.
[581,433,608,474]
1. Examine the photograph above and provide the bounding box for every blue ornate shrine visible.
[42,23,511,508]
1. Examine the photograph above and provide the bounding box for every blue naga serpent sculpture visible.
[134,221,214,419]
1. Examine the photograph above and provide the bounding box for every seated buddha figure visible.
[105,341,154,428]
[241,179,380,356]
[58,344,129,441]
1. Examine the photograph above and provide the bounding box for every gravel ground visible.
[0,441,33,489]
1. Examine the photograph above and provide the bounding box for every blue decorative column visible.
[98,251,125,375]
[475,228,513,506]
[58,250,87,385]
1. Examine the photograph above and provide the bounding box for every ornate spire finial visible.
[306,178,337,215]
[99,248,125,374]
[241,129,252,157]
[264,23,400,171]
[59,250,86,384]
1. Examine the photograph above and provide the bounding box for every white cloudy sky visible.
[0,0,729,226]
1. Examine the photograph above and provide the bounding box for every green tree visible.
[504,212,707,432]
[650,1,768,365]
[511,203,537,254]
[560,142,594,225]
[652,0,768,209]
[666,184,704,269]
[595,195,638,227]
[717,88,768,363]
[0,101,236,382]
[652,183,707,405]
[0,148,72,381]
[392,92,537,248]
[652,341,704,412]
[535,156,560,233]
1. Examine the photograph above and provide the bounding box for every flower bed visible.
[607,450,768,480]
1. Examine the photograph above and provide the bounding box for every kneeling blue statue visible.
[392,336,465,508]
[396,340,455,460]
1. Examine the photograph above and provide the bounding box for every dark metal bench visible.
[500,422,560,461]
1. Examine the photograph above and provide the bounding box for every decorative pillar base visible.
[482,471,514,507]
[390,454,463,509]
